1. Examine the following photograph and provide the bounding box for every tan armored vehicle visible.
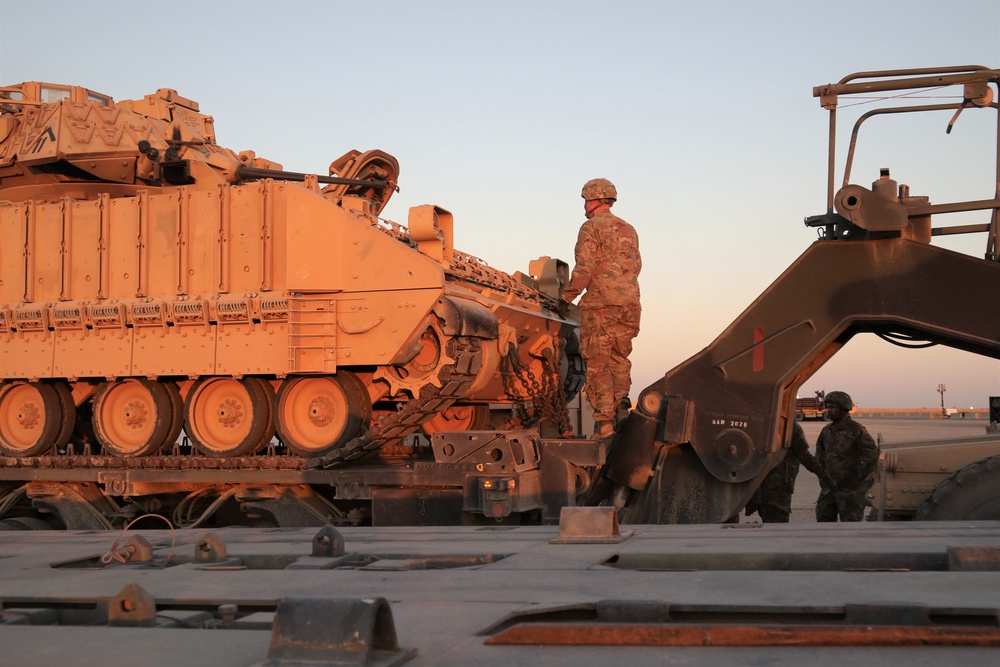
[0,82,586,528]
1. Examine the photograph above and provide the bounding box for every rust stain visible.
[485,623,1000,647]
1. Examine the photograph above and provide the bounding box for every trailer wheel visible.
[913,455,1000,520]
[0,517,52,530]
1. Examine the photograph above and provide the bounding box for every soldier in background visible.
[746,421,835,523]
[558,178,641,439]
[815,390,879,522]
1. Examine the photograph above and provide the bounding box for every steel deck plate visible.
[1,521,999,665]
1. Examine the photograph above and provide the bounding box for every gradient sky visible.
[2,0,999,408]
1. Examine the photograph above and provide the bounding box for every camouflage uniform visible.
[747,422,827,523]
[561,200,641,427]
[815,412,878,522]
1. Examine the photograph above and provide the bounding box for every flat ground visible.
[744,417,993,523]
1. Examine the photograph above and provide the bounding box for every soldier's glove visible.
[820,474,838,492]
[557,299,571,318]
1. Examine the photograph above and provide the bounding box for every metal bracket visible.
[108,583,157,627]
[550,506,634,544]
[264,597,416,666]
[431,429,540,472]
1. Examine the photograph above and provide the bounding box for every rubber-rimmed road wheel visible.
[162,381,185,451]
[276,372,371,458]
[245,377,277,452]
[0,382,69,457]
[52,382,76,449]
[914,455,1000,520]
[185,377,274,458]
[92,379,173,457]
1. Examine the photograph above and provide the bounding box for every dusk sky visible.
[2,0,998,408]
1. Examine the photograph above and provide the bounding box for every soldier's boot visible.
[614,401,632,432]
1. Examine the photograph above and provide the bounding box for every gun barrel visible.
[236,165,389,189]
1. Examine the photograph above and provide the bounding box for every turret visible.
[0,82,398,214]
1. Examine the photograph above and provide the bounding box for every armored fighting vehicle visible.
[0,82,585,528]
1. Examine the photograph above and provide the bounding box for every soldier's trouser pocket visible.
[580,310,614,359]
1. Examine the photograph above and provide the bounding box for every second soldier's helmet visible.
[581,178,617,201]
[824,390,853,410]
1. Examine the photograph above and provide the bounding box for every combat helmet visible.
[824,390,854,410]
[581,178,617,201]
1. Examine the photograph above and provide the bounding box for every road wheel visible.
[162,381,185,451]
[277,372,371,457]
[0,382,69,457]
[53,382,77,449]
[420,404,491,436]
[245,377,277,453]
[92,379,173,457]
[914,455,1000,520]
[185,377,274,458]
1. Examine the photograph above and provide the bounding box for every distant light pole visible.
[937,383,947,417]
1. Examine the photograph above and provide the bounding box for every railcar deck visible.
[1,516,999,665]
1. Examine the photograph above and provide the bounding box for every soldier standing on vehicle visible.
[747,421,835,523]
[558,178,641,439]
[814,390,879,522]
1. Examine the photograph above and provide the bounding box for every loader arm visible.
[606,236,1000,523]
[602,65,1000,524]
